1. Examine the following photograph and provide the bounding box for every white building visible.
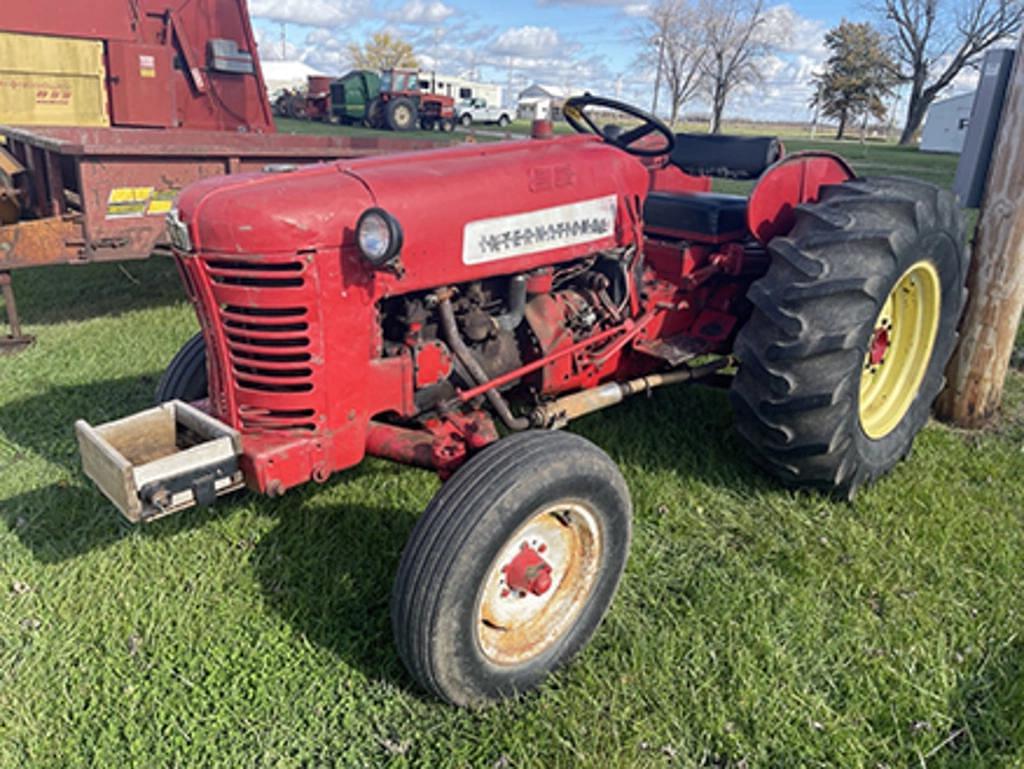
[418,73,504,106]
[261,60,326,94]
[920,92,975,153]
[516,84,581,121]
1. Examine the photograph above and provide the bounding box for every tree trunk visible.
[936,39,1024,427]
[651,34,666,116]
[709,85,725,134]
[670,94,682,127]
[898,85,930,146]
[835,110,847,140]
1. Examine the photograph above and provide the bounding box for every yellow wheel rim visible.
[859,261,941,440]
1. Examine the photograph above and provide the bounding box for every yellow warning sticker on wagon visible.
[139,54,156,79]
[146,189,178,216]
[106,187,153,218]
[106,187,178,219]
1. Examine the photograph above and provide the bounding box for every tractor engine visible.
[379,250,634,418]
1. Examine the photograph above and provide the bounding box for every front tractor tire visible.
[391,431,632,706]
[730,177,967,498]
[155,332,208,404]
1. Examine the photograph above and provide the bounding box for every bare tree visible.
[697,0,771,133]
[877,0,1023,145]
[636,0,707,124]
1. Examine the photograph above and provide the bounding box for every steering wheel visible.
[563,94,675,157]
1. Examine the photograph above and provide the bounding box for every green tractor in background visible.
[330,69,456,132]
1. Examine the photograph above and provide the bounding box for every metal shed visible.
[920,92,975,153]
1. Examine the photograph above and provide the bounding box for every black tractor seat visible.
[669,133,781,180]
[643,191,749,244]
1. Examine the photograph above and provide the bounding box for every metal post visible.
[0,270,34,353]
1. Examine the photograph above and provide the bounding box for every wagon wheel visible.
[730,176,967,497]
[391,431,632,706]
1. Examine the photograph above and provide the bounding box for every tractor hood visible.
[176,135,650,291]
[174,163,375,255]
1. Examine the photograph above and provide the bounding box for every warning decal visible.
[106,187,179,219]
[139,54,156,79]
[462,194,617,265]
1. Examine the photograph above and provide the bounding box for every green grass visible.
[2,138,1023,767]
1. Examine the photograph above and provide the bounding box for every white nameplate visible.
[462,194,617,265]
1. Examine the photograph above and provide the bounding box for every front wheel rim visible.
[859,260,941,440]
[476,501,602,666]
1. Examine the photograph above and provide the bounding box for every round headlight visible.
[356,208,403,267]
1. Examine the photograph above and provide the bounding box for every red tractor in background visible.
[369,68,456,132]
[76,95,966,706]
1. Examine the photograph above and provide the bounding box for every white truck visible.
[456,98,512,127]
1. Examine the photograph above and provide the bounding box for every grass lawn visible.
[1,130,1022,767]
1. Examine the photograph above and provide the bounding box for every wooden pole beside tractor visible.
[936,36,1024,427]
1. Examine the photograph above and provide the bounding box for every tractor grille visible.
[203,256,321,432]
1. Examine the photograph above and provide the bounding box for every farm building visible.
[920,92,975,153]
[262,60,326,94]
[516,83,582,120]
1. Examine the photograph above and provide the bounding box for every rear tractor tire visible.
[391,431,632,706]
[385,98,418,131]
[730,176,967,498]
[155,332,208,404]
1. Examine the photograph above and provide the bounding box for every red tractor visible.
[369,68,456,132]
[77,95,966,706]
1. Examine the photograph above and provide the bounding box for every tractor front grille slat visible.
[207,259,305,287]
[202,257,321,433]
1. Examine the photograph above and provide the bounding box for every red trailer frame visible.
[0,127,448,351]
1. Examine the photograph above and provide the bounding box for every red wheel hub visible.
[502,542,553,597]
[869,326,890,366]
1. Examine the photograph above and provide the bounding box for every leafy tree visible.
[347,32,418,70]
[811,21,897,140]
[875,0,1023,145]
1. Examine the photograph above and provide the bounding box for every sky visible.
[246,0,981,123]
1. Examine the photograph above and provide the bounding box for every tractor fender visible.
[746,152,856,244]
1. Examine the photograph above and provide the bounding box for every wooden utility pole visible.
[936,36,1024,427]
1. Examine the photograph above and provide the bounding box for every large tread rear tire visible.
[385,98,418,131]
[155,332,208,404]
[391,430,632,706]
[730,176,967,498]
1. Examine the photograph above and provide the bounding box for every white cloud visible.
[622,3,651,16]
[763,4,828,60]
[247,0,367,27]
[395,0,455,24]
[490,26,562,58]
[536,0,640,5]
[254,26,300,61]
